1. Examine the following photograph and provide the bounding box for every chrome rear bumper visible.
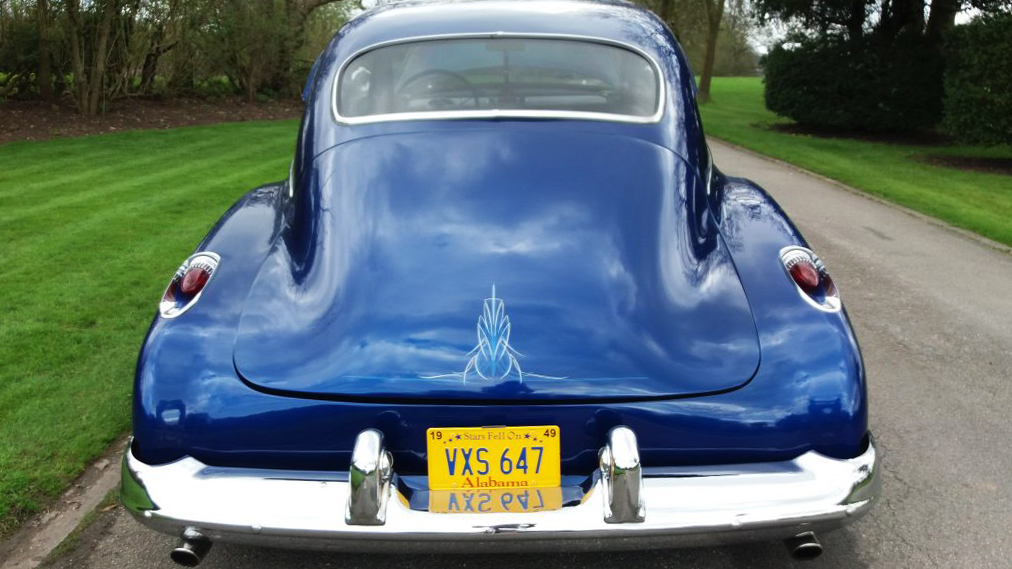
[122,428,879,552]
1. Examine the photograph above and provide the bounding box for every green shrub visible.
[0,15,40,99]
[192,76,239,99]
[764,36,945,132]
[942,15,1012,146]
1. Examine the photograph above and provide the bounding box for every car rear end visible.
[123,1,878,564]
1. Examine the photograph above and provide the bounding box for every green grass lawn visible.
[700,77,1012,248]
[0,121,296,536]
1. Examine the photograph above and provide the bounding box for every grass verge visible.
[39,487,120,567]
[699,77,1012,248]
[0,120,296,537]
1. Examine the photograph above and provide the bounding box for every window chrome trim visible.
[287,161,295,199]
[330,32,667,125]
[705,141,714,195]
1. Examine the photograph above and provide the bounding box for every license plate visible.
[429,487,563,514]
[426,425,561,491]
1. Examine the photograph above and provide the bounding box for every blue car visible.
[122,0,879,565]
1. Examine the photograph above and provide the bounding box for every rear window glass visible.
[337,37,660,120]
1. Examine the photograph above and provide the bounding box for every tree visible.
[0,0,352,110]
[36,0,51,101]
[753,0,1012,131]
[65,0,121,115]
[200,0,342,100]
[277,0,341,92]
[751,0,1012,44]
[698,0,727,102]
[636,0,759,80]
[0,0,42,99]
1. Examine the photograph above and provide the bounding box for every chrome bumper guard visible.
[122,427,879,552]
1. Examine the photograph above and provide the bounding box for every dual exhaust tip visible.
[167,528,823,566]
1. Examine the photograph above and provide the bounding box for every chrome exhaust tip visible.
[170,528,212,567]
[784,531,823,561]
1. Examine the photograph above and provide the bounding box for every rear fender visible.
[132,183,288,460]
[710,171,868,454]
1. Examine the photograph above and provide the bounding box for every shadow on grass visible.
[759,122,954,147]
[915,155,1012,176]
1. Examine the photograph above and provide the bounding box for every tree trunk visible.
[274,0,321,95]
[140,27,175,95]
[275,0,339,94]
[86,1,118,115]
[65,0,89,111]
[656,0,683,40]
[53,67,66,97]
[846,0,866,43]
[698,0,726,103]
[925,0,959,43]
[140,52,159,94]
[65,0,120,115]
[879,0,925,39]
[0,0,7,42]
[247,65,257,102]
[37,0,53,102]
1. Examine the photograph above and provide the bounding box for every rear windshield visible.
[337,37,661,121]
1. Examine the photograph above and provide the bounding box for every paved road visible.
[49,140,1012,568]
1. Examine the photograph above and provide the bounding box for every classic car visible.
[122,0,879,565]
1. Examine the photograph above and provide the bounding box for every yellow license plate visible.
[426,425,561,491]
[429,487,563,514]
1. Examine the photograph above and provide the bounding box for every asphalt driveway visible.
[46,139,1012,569]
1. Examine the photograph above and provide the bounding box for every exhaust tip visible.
[171,528,212,567]
[170,547,202,567]
[784,532,823,561]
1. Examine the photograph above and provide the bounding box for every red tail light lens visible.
[159,252,220,318]
[780,247,841,312]
[180,266,211,295]
[788,259,820,292]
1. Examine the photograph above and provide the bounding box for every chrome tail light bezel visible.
[779,246,841,313]
[159,252,221,319]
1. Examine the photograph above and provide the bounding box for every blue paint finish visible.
[132,0,868,475]
[233,129,759,401]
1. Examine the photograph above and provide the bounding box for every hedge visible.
[763,36,945,133]
[942,14,1012,146]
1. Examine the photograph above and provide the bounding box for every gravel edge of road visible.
[0,440,126,569]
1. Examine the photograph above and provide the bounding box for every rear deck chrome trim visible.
[122,432,879,552]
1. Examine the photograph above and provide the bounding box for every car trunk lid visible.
[233,129,759,402]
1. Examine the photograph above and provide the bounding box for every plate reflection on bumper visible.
[429,487,564,514]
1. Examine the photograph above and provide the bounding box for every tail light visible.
[159,252,220,318]
[780,246,841,312]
